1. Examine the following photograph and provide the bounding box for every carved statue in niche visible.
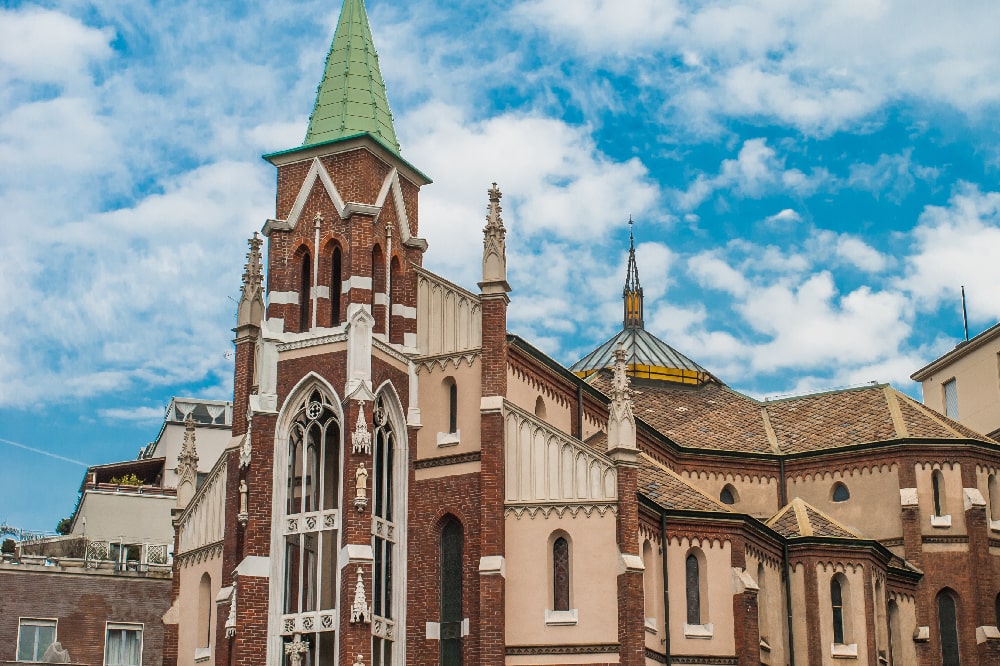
[238,479,249,526]
[225,575,237,638]
[350,570,371,623]
[354,463,368,511]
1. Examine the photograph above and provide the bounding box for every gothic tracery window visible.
[372,393,398,665]
[282,388,339,665]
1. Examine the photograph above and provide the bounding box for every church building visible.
[164,1,1000,665]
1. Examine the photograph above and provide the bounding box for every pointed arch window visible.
[988,474,1000,526]
[299,251,312,332]
[685,552,701,625]
[388,256,402,343]
[449,381,458,434]
[440,518,463,666]
[932,470,947,517]
[937,589,960,665]
[720,484,737,505]
[371,391,405,664]
[832,482,850,503]
[280,388,340,664]
[198,573,212,651]
[553,537,570,612]
[831,576,845,644]
[330,245,342,327]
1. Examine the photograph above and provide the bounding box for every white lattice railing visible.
[284,509,339,535]
[371,517,396,543]
[281,610,337,635]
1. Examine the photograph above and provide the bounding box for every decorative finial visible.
[623,218,644,329]
[481,183,509,290]
[237,233,265,329]
[176,415,199,506]
[607,341,638,454]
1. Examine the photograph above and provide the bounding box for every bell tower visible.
[260,0,431,343]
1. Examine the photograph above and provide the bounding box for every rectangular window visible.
[17,619,56,662]
[105,623,142,666]
[943,379,959,420]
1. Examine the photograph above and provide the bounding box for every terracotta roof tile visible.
[638,454,731,513]
[766,498,861,539]
[764,386,899,453]
[585,371,992,454]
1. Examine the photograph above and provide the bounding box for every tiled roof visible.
[767,498,862,539]
[638,454,732,513]
[587,371,992,453]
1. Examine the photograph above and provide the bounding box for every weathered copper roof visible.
[571,327,715,385]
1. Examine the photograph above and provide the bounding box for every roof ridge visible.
[894,389,983,440]
[638,453,732,512]
[762,382,889,404]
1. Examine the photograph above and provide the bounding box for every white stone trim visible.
[268,291,299,305]
[480,396,504,413]
[976,625,1000,643]
[425,622,439,640]
[391,304,416,318]
[215,586,233,604]
[344,275,372,292]
[437,430,460,447]
[284,158,347,231]
[403,332,417,349]
[930,514,952,528]
[373,292,388,305]
[194,647,211,662]
[312,285,329,299]
[831,642,858,658]
[990,520,1000,532]
[964,487,987,510]
[684,623,714,639]
[544,609,578,626]
[645,617,657,633]
[479,555,505,578]
[341,544,374,564]
[914,625,930,641]
[899,488,919,507]
[618,553,644,575]
[236,555,270,578]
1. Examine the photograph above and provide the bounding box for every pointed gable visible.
[304,0,400,154]
[767,498,862,539]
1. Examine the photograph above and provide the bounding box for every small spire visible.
[481,183,509,291]
[623,217,644,329]
[176,415,200,507]
[303,0,400,154]
[237,233,265,329]
[607,342,637,454]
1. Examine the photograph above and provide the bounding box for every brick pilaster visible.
[802,557,823,666]
[614,460,644,666]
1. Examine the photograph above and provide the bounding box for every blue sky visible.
[2,0,1000,533]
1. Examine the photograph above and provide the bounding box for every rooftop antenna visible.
[961,285,969,342]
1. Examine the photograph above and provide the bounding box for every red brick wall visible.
[0,569,171,666]
[407,472,483,666]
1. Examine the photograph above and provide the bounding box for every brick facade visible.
[0,567,171,666]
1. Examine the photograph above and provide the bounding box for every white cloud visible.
[522,1,1000,132]
[901,185,1000,323]
[401,101,660,288]
[688,252,749,297]
[834,236,887,273]
[764,208,801,226]
[0,7,113,87]
[675,138,829,210]
[514,0,681,53]
[848,150,939,202]
[97,406,166,423]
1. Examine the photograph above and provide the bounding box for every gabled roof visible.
[586,372,994,454]
[638,454,732,513]
[571,327,715,386]
[304,0,400,154]
[766,498,862,539]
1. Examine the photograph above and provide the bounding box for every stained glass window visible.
[685,554,700,625]
[553,537,570,611]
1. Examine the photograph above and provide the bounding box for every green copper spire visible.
[304,0,400,154]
